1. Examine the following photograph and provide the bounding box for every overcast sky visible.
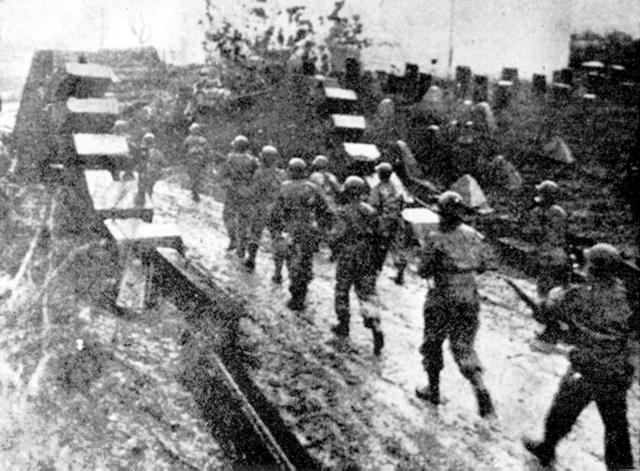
[1,0,638,81]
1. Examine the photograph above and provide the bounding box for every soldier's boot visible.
[416,370,441,405]
[363,317,384,355]
[332,311,350,337]
[522,437,556,467]
[245,244,258,272]
[470,372,495,418]
[393,270,404,286]
[287,297,305,311]
[372,327,384,356]
[286,285,306,311]
[236,239,246,259]
[191,190,200,202]
[272,259,284,284]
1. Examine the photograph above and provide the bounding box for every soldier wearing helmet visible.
[523,243,636,470]
[183,122,211,202]
[221,135,259,259]
[415,190,495,418]
[112,119,138,180]
[137,132,165,199]
[271,157,332,310]
[369,161,407,285]
[330,175,384,355]
[308,155,341,205]
[245,145,286,275]
[526,179,571,342]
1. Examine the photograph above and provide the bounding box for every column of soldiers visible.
[108,113,637,469]
[186,127,635,469]
[210,134,410,356]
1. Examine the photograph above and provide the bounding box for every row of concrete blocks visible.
[316,76,381,173]
[36,56,184,309]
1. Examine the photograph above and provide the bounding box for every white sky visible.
[0,0,638,82]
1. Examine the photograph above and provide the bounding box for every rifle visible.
[503,278,545,324]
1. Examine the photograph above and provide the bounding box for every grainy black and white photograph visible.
[0,0,639,469]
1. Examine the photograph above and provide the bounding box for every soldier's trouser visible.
[223,203,237,246]
[536,253,570,298]
[541,368,633,470]
[287,238,315,303]
[234,206,253,258]
[374,234,394,272]
[187,165,204,198]
[420,299,482,379]
[335,256,379,331]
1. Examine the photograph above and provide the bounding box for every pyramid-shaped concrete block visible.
[489,155,523,191]
[450,174,492,212]
[543,136,575,164]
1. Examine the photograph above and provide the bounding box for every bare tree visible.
[130,12,149,47]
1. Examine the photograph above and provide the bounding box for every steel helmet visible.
[534,180,559,203]
[584,243,621,276]
[287,157,307,178]
[437,190,464,217]
[260,145,279,165]
[312,155,329,170]
[343,175,366,196]
[189,122,201,134]
[231,135,249,152]
[142,132,155,145]
[113,120,128,133]
[375,162,393,179]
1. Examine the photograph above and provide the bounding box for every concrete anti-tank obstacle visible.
[532,74,547,98]
[455,65,472,98]
[494,80,514,110]
[473,74,488,103]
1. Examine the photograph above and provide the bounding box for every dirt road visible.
[152,178,639,470]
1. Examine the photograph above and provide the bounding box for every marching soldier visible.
[271,158,332,311]
[330,176,384,356]
[220,135,259,259]
[369,162,407,284]
[527,180,570,343]
[415,191,495,418]
[245,145,286,275]
[523,243,637,470]
[308,155,342,207]
[183,122,211,202]
[112,119,138,180]
[137,132,164,199]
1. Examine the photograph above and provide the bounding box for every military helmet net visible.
[376,162,393,178]
[260,145,279,164]
[113,120,128,133]
[535,180,559,200]
[584,243,621,276]
[287,157,307,177]
[189,122,201,134]
[312,155,329,169]
[437,190,464,216]
[344,175,366,195]
[232,135,249,151]
[143,132,155,144]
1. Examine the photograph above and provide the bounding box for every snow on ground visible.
[151,178,639,470]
